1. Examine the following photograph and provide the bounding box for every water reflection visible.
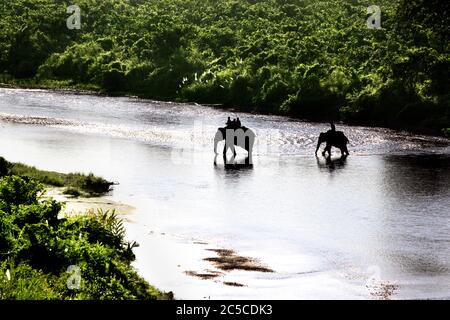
[315,154,348,172]
[382,154,450,197]
[378,154,450,278]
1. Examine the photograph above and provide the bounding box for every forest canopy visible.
[0,0,448,134]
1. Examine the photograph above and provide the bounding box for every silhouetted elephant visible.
[315,131,349,157]
[214,127,255,158]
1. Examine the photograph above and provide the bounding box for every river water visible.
[1,88,449,299]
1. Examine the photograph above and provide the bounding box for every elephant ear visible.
[319,132,325,141]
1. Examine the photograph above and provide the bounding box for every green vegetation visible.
[62,187,82,197]
[0,175,172,299]
[1,157,114,196]
[443,128,450,137]
[0,0,448,133]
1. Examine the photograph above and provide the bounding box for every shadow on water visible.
[315,154,348,172]
[382,154,450,196]
[378,154,450,276]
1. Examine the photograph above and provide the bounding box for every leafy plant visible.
[0,174,172,300]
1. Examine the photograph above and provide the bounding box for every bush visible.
[443,128,450,136]
[0,175,171,300]
[0,262,58,300]
[4,158,113,195]
[62,188,81,198]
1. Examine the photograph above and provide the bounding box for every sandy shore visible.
[41,188,393,299]
[42,189,390,299]
[43,187,278,298]
[43,187,136,217]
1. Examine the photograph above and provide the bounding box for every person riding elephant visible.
[214,118,255,163]
[315,124,349,157]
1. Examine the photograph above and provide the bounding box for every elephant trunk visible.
[214,139,218,154]
[214,130,224,154]
[315,139,322,155]
[315,133,325,155]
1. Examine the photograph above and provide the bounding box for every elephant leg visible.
[247,141,253,164]
[322,144,328,156]
[323,144,331,156]
[344,146,349,156]
[229,142,236,156]
[223,153,232,166]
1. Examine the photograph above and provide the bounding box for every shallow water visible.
[1,88,449,299]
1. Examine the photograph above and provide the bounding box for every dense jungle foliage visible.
[0,0,448,134]
[0,172,171,299]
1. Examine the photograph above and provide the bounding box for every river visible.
[1,87,449,299]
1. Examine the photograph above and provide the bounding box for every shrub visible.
[4,159,113,195]
[0,175,170,300]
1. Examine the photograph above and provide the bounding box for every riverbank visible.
[1,156,283,299]
[44,187,136,218]
[1,82,448,138]
[0,156,172,300]
[3,157,114,197]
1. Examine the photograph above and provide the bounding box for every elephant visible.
[315,130,349,157]
[214,126,255,159]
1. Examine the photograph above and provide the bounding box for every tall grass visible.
[1,157,114,196]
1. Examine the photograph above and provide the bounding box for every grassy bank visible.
[0,159,172,300]
[0,157,114,197]
[0,0,448,135]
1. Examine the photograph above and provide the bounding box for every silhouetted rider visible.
[330,122,336,132]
